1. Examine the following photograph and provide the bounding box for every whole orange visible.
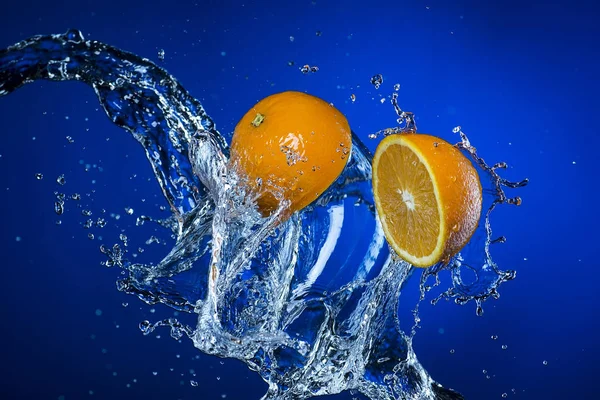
[229,91,352,217]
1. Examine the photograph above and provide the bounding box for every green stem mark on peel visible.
[252,113,265,127]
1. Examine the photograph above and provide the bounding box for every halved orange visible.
[372,133,482,268]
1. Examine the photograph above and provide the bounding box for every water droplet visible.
[501,344,508,350]
[55,201,64,215]
[289,36,294,42]
[394,83,400,91]
[95,309,102,316]
[15,236,22,242]
[449,349,455,354]
[190,380,198,387]
[88,233,94,240]
[543,360,548,365]
[370,74,383,89]
[502,393,507,398]
[56,175,66,185]
[35,173,43,180]
[491,335,498,340]
[453,126,461,133]
[152,371,158,376]
[66,136,75,143]
[82,209,92,216]
[125,207,134,215]
[158,49,165,61]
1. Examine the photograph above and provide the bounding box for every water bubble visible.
[482,369,487,374]
[88,233,95,240]
[152,371,158,376]
[501,344,508,350]
[96,218,106,228]
[491,335,498,340]
[452,126,462,133]
[316,30,322,36]
[190,380,198,387]
[35,173,43,180]
[394,83,400,91]
[56,175,66,185]
[449,349,455,354]
[66,136,75,143]
[157,49,165,61]
[82,209,92,216]
[83,219,94,229]
[502,393,507,398]
[543,360,548,365]
[71,193,81,200]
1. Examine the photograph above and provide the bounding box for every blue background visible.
[0,0,598,399]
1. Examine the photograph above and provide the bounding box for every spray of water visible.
[0,29,527,399]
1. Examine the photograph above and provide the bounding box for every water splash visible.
[0,29,527,399]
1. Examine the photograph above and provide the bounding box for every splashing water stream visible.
[0,30,527,399]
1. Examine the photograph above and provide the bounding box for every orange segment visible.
[230,91,352,217]
[372,133,482,267]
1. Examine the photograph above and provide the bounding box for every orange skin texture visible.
[229,91,352,217]
[373,133,482,267]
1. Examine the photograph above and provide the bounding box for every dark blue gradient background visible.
[0,0,597,399]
